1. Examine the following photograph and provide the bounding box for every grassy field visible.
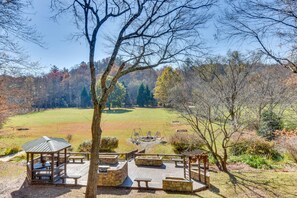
[0,108,190,155]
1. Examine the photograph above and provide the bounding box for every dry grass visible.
[0,108,190,155]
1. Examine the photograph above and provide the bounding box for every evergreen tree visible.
[137,83,145,107]
[80,87,90,108]
[258,110,284,140]
[96,77,126,110]
[122,82,132,108]
[144,85,151,106]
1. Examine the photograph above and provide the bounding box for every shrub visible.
[258,110,284,140]
[170,133,205,154]
[4,146,21,156]
[276,135,297,163]
[78,137,119,152]
[66,134,72,143]
[230,137,282,160]
[77,140,92,152]
[100,137,119,152]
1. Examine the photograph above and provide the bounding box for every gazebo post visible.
[198,156,201,182]
[183,156,186,179]
[188,156,192,181]
[64,148,67,177]
[203,156,207,184]
[51,153,54,184]
[57,151,60,166]
[30,153,34,181]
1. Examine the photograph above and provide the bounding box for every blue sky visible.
[22,1,258,73]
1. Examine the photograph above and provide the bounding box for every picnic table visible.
[34,162,51,169]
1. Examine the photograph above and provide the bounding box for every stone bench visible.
[135,156,163,166]
[61,175,81,185]
[162,177,193,192]
[99,155,118,165]
[134,178,152,188]
[69,156,84,163]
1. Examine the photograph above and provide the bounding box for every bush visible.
[4,146,21,156]
[276,135,297,163]
[230,137,282,160]
[66,134,73,143]
[100,137,119,152]
[258,110,284,140]
[77,140,92,152]
[78,137,119,152]
[170,133,205,154]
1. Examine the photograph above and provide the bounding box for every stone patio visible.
[62,160,207,191]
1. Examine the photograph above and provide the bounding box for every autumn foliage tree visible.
[154,67,180,106]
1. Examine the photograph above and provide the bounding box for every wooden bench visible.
[172,158,184,166]
[61,175,81,185]
[176,129,188,133]
[69,156,84,163]
[134,178,152,188]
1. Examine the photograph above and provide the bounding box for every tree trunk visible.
[85,104,102,197]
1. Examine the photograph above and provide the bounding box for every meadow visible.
[0,108,189,155]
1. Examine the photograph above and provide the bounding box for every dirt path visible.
[0,151,25,162]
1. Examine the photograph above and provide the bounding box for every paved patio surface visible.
[63,160,206,191]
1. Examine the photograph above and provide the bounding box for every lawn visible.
[0,108,190,155]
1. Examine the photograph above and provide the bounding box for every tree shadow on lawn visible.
[10,180,78,198]
[103,109,133,114]
[226,172,296,198]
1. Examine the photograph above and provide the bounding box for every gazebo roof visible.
[22,136,71,153]
[182,149,208,157]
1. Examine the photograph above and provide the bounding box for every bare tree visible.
[221,0,297,73]
[0,0,41,74]
[0,0,42,127]
[171,52,257,172]
[51,0,215,197]
[247,65,296,129]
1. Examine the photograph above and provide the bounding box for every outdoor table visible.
[34,162,51,170]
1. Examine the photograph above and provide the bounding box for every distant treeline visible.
[1,58,159,110]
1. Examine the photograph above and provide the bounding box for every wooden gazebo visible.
[22,136,71,184]
[182,149,210,186]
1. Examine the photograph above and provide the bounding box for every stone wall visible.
[191,169,210,187]
[97,162,128,186]
[135,156,163,166]
[99,155,118,165]
[162,177,193,192]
